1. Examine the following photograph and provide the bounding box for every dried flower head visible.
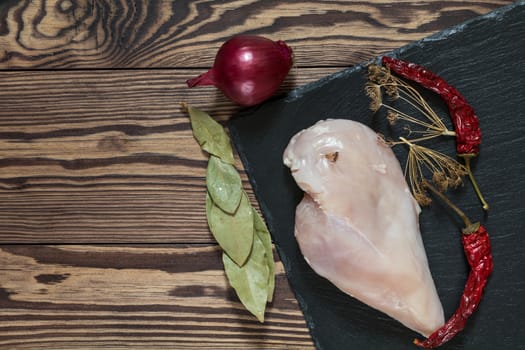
[414,192,432,206]
[365,64,455,144]
[387,111,399,125]
[365,83,382,112]
[401,137,467,205]
[368,64,392,85]
[385,84,399,99]
[450,172,463,188]
[367,64,383,83]
[432,171,449,192]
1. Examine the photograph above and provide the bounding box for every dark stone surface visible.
[229,2,525,349]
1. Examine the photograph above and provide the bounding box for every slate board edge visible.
[228,1,523,348]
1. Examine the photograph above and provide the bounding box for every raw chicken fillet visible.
[283,119,444,336]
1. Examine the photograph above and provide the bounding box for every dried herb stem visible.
[461,155,490,211]
[422,180,474,230]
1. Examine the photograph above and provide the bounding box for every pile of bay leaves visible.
[185,104,275,322]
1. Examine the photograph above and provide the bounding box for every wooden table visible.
[0,1,513,349]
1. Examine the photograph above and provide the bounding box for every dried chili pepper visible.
[381,56,489,210]
[413,182,494,348]
[381,56,480,155]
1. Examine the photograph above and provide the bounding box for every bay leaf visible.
[206,155,242,214]
[186,105,235,164]
[222,234,270,323]
[206,191,253,266]
[253,209,275,302]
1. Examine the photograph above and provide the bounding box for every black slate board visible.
[229,2,525,349]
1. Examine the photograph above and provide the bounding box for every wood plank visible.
[0,68,340,243]
[0,245,314,349]
[0,0,512,69]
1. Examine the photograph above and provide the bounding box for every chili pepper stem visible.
[460,154,489,211]
[423,180,480,234]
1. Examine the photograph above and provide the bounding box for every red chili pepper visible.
[414,182,493,348]
[382,56,488,210]
[381,56,481,155]
[414,224,493,348]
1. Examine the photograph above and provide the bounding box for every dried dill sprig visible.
[366,64,455,143]
[400,137,467,206]
[366,64,469,206]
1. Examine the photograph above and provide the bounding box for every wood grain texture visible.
[0,68,340,243]
[0,245,314,349]
[0,1,515,349]
[0,0,512,69]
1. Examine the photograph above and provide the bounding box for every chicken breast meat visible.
[283,119,444,337]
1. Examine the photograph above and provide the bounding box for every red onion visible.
[186,35,293,106]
